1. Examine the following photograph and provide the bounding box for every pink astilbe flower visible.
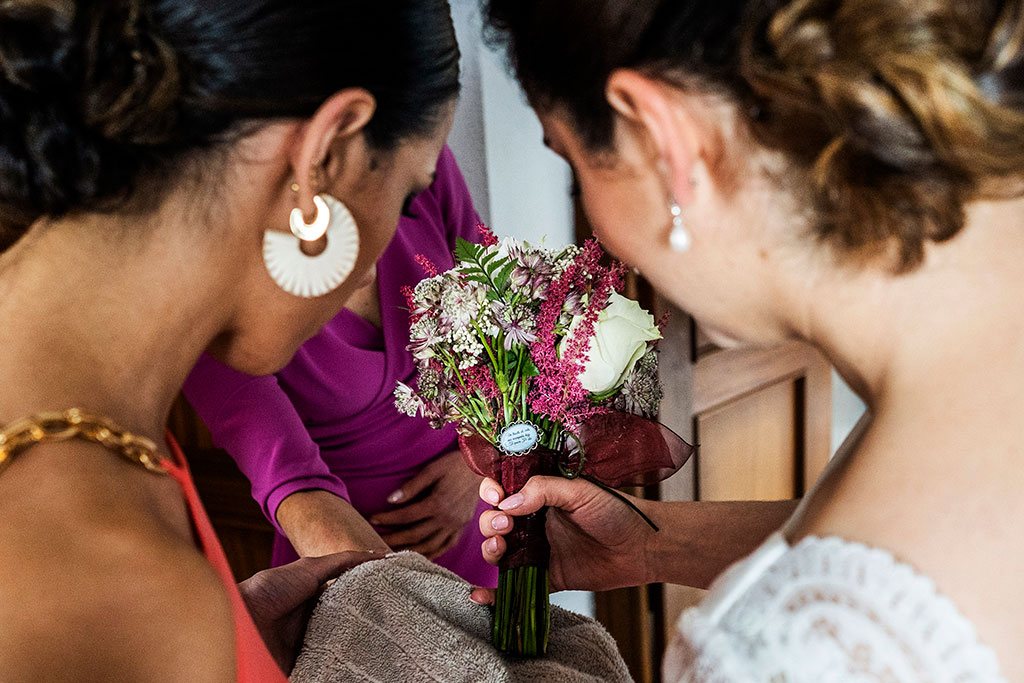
[577,238,603,274]
[461,365,502,402]
[414,254,439,277]
[609,259,627,290]
[401,285,418,315]
[477,222,499,247]
[526,239,619,430]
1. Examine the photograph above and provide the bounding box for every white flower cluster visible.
[552,245,581,276]
[451,328,485,369]
[407,273,493,367]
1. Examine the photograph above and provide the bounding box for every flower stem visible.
[493,565,550,657]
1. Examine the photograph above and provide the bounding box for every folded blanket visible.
[291,552,633,682]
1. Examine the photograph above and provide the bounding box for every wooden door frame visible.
[693,338,832,497]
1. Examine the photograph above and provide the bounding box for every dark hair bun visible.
[0,0,459,248]
[0,0,182,237]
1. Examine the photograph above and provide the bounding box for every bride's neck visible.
[791,195,1024,683]
[807,195,1024,424]
[0,212,234,441]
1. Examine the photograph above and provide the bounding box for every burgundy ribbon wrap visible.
[458,413,695,571]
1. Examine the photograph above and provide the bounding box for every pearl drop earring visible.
[668,199,691,253]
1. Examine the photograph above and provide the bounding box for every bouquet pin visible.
[396,225,693,657]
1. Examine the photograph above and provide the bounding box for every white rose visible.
[560,292,662,395]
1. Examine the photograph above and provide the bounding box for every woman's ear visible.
[606,69,702,204]
[290,89,377,219]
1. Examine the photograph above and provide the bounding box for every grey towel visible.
[291,552,633,682]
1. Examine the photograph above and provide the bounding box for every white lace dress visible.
[664,532,1006,682]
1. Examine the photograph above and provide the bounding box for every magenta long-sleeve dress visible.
[183,147,497,587]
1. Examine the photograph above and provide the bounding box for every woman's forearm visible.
[276,489,391,557]
[644,499,798,589]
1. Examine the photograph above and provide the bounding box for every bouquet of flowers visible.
[395,225,691,657]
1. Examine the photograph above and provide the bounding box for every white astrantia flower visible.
[412,275,445,313]
[440,280,487,332]
[415,367,443,401]
[491,300,538,349]
[560,292,662,395]
[510,250,554,300]
[394,382,424,417]
[408,315,442,361]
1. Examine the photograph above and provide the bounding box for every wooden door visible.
[660,318,831,637]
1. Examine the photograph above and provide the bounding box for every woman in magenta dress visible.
[184,146,497,587]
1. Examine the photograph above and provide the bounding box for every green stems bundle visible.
[490,461,553,658]
[493,565,550,657]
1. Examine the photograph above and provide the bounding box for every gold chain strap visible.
[0,408,168,475]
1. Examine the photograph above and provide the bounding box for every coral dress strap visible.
[163,433,288,683]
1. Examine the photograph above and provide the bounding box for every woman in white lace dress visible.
[472,1,1024,680]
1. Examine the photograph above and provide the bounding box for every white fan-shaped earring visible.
[263,194,360,298]
[668,199,691,253]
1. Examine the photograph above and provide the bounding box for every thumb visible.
[497,475,601,517]
[291,551,385,587]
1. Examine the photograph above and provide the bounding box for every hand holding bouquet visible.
[396,226,691,656]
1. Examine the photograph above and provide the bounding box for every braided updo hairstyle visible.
[0,0,460,248]
[485,0,1024,271]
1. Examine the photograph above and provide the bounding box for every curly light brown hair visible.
[486,0,1024,271]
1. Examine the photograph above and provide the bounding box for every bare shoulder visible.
[0,442,237,682]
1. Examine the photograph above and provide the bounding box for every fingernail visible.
[484,488,501,505]
[387,490,404,504]
[490,514,509,531]
[484,537,499,554]
[498,493,523,511]
[469,590,488,605]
